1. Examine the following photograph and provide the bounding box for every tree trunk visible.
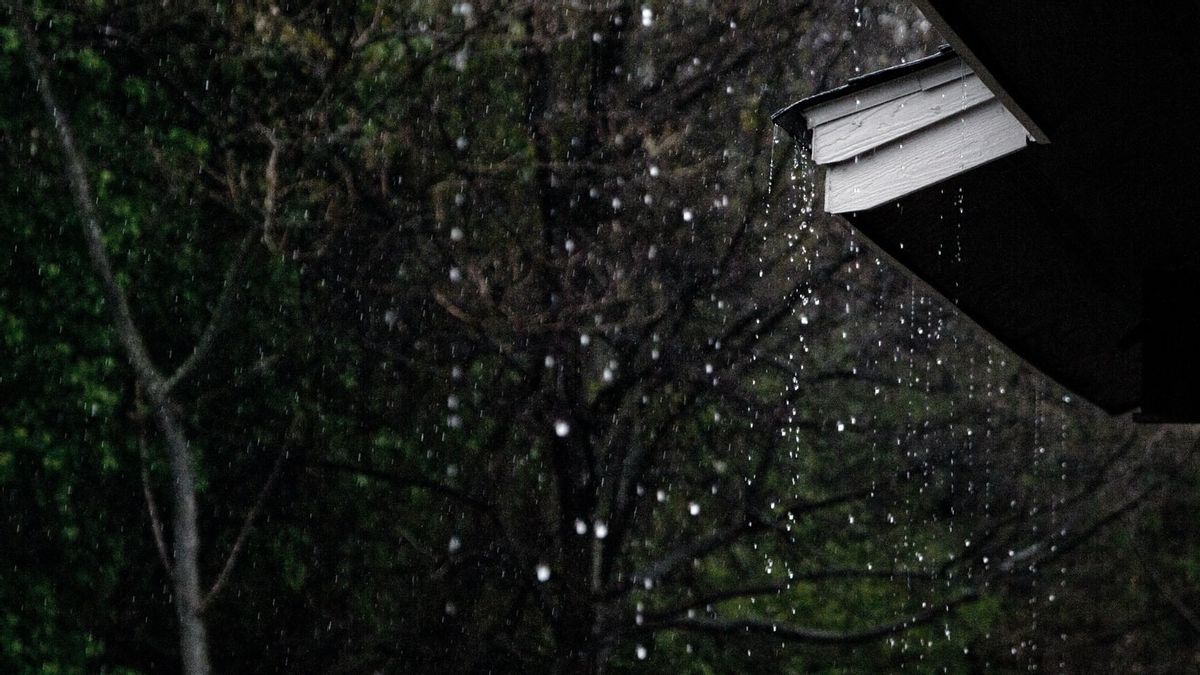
[13,8,215,673]
[551,562,602,675]
[155,404,212,675]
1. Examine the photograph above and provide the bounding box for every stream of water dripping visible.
[767,125,779,202]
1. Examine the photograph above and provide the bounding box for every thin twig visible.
[351,4,386,49]
[164,226,258,392]
[136,407,174,575]
[199,445,289,613]
[1145,564,1200,635]
[313,459,493,512]
[259,136,283,254]
[642,568,944,623]
[637,590,978,645]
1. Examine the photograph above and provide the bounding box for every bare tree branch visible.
[137,414,174,576]
[200,445,289,613]
[312,459,494,513]
[643,567,944,623]
[635,517,755,583]
[639,590,979,645]
[258,136,283,254]
[164,226,258,392]
[1144,563,1200,635]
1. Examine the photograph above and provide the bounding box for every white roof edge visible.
[803,56,971,129]
[811,72,996,164]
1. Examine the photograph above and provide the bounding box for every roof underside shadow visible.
[774,1,1200,418]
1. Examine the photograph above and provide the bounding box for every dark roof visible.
[841,150,1141,415]
[773,1,1200,417]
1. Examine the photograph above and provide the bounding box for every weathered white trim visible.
[812,73,994,164]
[803,56,971,128]
[823,98,1028,213]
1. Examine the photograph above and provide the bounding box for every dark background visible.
[1,1,1197,672]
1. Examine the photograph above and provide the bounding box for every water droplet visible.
[554,420,571,437]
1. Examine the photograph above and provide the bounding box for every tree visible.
[7,3,285,672]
